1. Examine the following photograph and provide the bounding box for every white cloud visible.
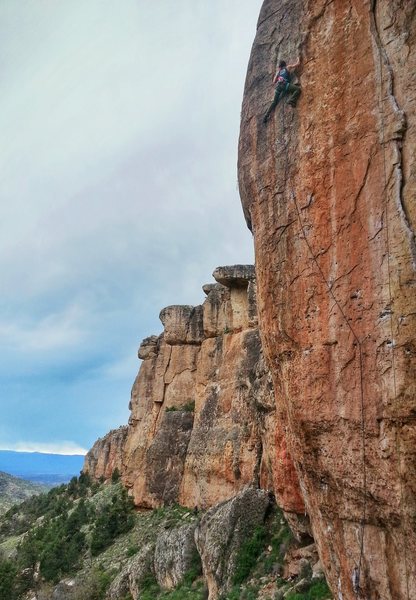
[96,351,140,381]
[0,441,87,456]
[0,0,262,448]
[0,302,88,353]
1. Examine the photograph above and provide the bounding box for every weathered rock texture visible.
[154,523,198,589]
[84,266,277,511]
[83,426,128,481]
[239,1,416,599]
[195,487,270,600]
[107,544,154,600]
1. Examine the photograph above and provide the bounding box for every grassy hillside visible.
[0,472,49,515]
[0,475,331,600]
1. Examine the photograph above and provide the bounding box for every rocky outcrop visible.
[83,426,128,481]
[239,1,416,599]
[195,487,270,600]
[154,523,198,589]
[106,526,200,600]
[106,544,154,600]
[84,266,277,512]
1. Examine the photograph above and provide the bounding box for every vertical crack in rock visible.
[369,9,415,594]
[371,0,416,268]
[162,344,173,401]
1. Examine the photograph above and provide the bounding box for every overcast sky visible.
[0,0,262,455]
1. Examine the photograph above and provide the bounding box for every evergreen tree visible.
[0,558,17,600]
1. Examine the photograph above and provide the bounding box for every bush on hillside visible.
[0,557,18,600]
[90,486,135,556]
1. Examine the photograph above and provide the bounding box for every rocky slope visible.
[84,266,281,513]
[0,471,48,515]
[0,477,330,600]
[238,1,416,599]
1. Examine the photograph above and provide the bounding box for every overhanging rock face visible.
[238,1,416,599]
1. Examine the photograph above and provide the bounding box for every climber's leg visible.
[285,83,301,107]
[263,87,284,123]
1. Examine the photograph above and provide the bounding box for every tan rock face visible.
[123,266,276,509]
[85,266,278,512]
[239,1,416,599]
[83,426,128,480]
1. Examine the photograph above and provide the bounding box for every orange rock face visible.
[239,1,416,599]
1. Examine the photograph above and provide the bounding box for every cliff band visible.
[85,266,283,514]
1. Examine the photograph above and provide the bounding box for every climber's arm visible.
[287,57,301,72]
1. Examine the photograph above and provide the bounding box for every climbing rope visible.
[272,39,412,593]
[376,35,411,600]
[278,103,367,597]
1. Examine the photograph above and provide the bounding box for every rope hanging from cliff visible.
[279,104,367,598]
[375,26,411,600]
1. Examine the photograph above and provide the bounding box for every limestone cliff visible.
[83,426,128,481]
[84,266,277,511]
[238,1,416,599]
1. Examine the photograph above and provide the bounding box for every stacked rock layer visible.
[84,266,284,514]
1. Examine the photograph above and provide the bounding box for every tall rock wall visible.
[84,266,279,512]
[239,1,416,599]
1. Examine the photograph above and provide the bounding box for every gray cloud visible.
[0,0,262,450]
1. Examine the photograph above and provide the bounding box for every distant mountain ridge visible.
[0,471,48,514]
[0,450,84,486]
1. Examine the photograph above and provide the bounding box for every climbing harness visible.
[276,67,291,93]
[278,103,367,598]
[276,67,291,88]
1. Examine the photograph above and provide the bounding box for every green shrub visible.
[261,516,293,576]
[224,585,259,600]
[165,401,195,413]
[1,476,137,592]
[90,487,134,556]
[0,558,18,600]
[139,573,161,600]
[127,544,139,557]
[18,502,87,583]
[159,581,205,599]
[232,525,267,585]
[182,548,202,586]
[138,558,205,600]
[12,475,106,583]
[0,474,97,540]
[111,468,121,483]
[73,566,112,600]
[285,579,331,600]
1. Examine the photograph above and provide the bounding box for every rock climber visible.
[263,58,301,123]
